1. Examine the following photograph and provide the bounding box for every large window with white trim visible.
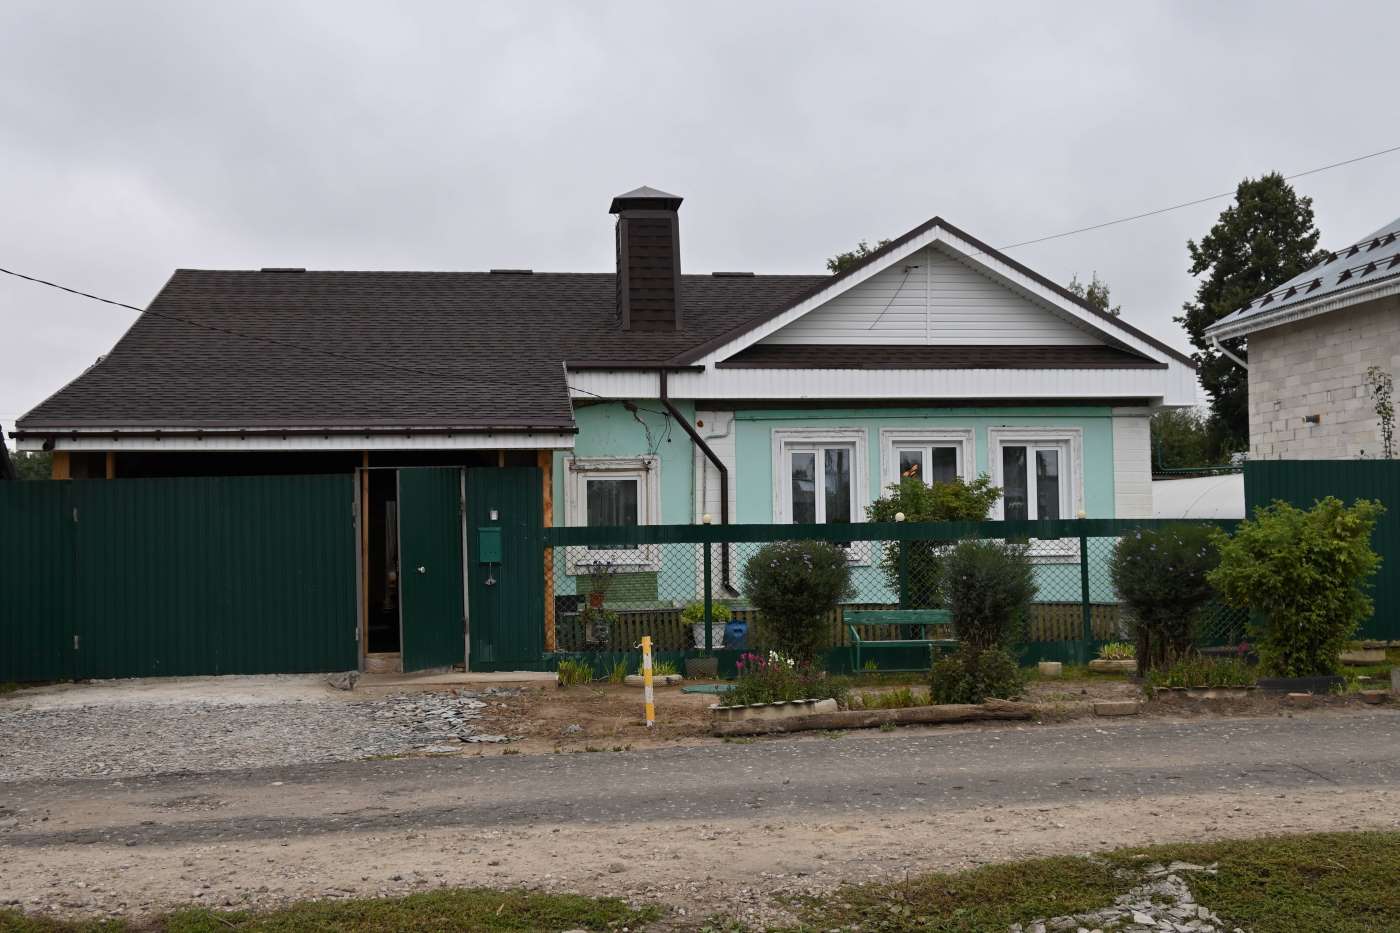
[771,428,868,528]
[879,429,973,489]
[988,428,1084,560]
[564,456,660,569]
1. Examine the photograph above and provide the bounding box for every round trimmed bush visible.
[741,540,854,664]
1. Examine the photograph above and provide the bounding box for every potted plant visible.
[1145,655,1258,700]
[580,560,620,650]
[1088,642,1137,674]
[681,600,732,651]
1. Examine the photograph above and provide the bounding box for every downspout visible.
[658,370,736,594]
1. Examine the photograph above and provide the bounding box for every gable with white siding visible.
[761,245,1101,346]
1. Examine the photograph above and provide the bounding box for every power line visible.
[992,142,1400,253]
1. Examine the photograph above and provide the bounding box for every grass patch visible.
[0,682,21,696]
[849,686,929,710]
[555,658,594,687]
[0,889,658,932]
[1022,663,1126,683]
[783,831,1400,932]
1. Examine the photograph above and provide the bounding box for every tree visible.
[866,475,1001,608]
[12,450,52,480]
[1066,272,1120,316]
[826,238,891,275]
[1175,174,1325,448]
[1151,408,1219,469]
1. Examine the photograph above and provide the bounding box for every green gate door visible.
[398,468,467,671]
[465,467,544,669]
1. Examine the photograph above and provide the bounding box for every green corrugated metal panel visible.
[1244,460,1400,641]
[399,468,466,672]
[67,475,358,678]
[466,467,544,667]
[3,475,358,683]
[0,482,75,683]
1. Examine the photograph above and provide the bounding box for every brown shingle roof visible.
[17,270,825,432]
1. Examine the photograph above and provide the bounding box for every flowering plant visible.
[728,651,846,707]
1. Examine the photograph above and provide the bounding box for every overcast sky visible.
[4,0,1399,427]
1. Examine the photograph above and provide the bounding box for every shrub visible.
[1209,497,1384,677]
[556,658,594,687]
[1110,525,1221,673]
[929,648,1025,704]
[1097,641,1136,661]
[726,651,848,707]
[942,539,1035,651]
[1146,656,1257,689]
[741,540,855,664]
[867,475,1002,608]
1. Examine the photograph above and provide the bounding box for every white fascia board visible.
[569,366,1186,405]
[15,431,577,452]
[692,224,1183,370]
[1205,277,1400,342]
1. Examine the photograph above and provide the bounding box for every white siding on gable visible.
[762,246,1101,346]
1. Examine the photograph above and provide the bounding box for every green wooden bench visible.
[845,609,958,672]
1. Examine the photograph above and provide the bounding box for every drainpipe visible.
[658,370,736,594]
[1210,335,1248,371]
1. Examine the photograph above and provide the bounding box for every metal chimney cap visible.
[610,186,683,213]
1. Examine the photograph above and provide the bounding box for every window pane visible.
[928,447,958,485]
[1002,446,1028,521]
[790,451,817,524]
[586,478,639,527]
[824,447,852,524]
[1036,449,1061,521]
[898,449,924,481]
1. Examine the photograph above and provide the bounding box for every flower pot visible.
[587,592,605,610]
[691,623,727,651]
[625,673,683,687]
[1037,661,1062,678]
[1088,659,1137,673]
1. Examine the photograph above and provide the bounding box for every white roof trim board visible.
[1207,215,1400,341]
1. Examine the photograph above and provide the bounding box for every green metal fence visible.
[543,518,1246,672]
[0,475,358,683]
[1244,459,1400,641]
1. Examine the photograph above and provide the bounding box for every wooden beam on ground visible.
[51,451,70,480]
[711,699,1036,736]
[539,449,556,652]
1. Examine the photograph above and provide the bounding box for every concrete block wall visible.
[1247,295,1400,459]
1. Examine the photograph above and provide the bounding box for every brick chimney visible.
[610,186,683,331]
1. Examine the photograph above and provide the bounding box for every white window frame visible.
[879,428,974,490]
[771,428,869,562]
[988,427,1084,562]
[564,455,661,572]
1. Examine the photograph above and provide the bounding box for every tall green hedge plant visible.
[1209,497,1383,677]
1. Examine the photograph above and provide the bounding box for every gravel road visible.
[2,709,1398,926]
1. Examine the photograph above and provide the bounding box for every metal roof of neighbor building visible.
[1208,214,1400,337]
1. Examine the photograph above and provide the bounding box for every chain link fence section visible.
[545,520,1241,663]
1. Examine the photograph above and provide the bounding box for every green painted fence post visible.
[1078,526,1093,665]
[703,539,714,653]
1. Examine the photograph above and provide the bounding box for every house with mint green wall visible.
[15,183,1197,672]
[552,186,1196,610]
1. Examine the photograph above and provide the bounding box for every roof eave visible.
[1207,276,1400,342]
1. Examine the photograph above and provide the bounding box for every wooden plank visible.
[50,451,70,480]
[104,452,115,480]
[539,450,555,652]
[713,699,1035,736]
[359,458,370,665]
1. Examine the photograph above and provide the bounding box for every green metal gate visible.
[1244,459,1400,641]
[465,467,544,669]
[0,475,358,682]
[398,468,467,671]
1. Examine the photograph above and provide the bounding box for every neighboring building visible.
[0,426,15,480]
[10,186,1196,671]
[1151,473,1244,519]
[1206,215,1400,460]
